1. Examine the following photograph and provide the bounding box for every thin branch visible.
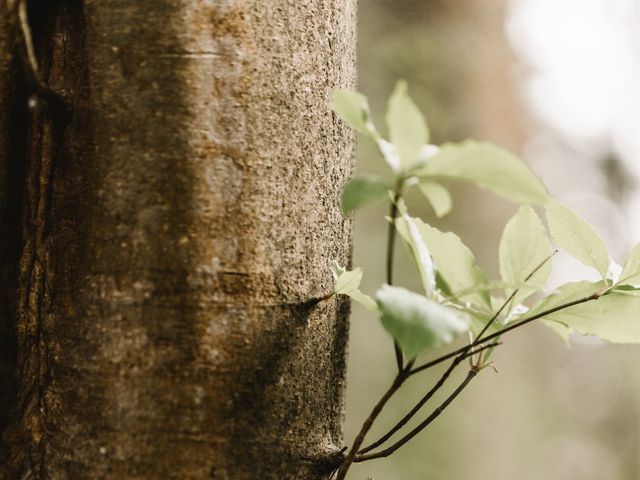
[461,342,500,361]
[334,367,411,480]
[473,286,518,346]
[335,183,409,479]
[386,197,398,286]
[475,251,557,343]
[410,255,555,377]
[386,189,404,372]
[409,347,467,376]
[410,292,600,376]
[358,342,498,455]
[355,369,479,462]
[339,210,567,472]
[472,293,599,346]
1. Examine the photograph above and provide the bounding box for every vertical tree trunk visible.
[0,3,23,475]
[0,1,356,478]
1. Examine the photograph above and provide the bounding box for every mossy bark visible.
[0,1,356,478]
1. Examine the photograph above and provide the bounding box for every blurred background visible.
[345,0,640,478]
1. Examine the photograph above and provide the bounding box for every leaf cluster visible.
[331,82,640,359]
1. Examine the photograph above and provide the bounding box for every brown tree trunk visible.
[0,1,356,478]
[0,2,23,474]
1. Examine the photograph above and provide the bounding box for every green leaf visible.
[341,175,391,214]
[394,214,436,296]
[376,285,469,357]
[543,319,572,344]
[612,284,640,296]
[414,141,548,204]
[617,241,640,286]
[467,310,501,339]
[435,271,453,298]
[546,292,640,344]
[348,289,379,312]
[545,199,609,278]
[330,89,408,174]
[454,281,528,298]
[527,281,603,341]
[330,89,372,135]
[417,180,453,218]
[374,139,401,173]
[386,81,429,171]
[528,281,604,317]
[331,262,361,293]
[499,205,553,305]
[331,262,378,311]
[395,215,491,309]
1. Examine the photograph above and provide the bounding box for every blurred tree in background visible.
[346,1,640,479]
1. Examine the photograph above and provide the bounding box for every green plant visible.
[328,81,640,479]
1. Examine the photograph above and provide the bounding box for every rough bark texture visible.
[0,2,23,474]
[0,1,356,478]
[0,3,10,470]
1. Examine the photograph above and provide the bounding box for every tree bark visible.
[0,2,23,475]
[0,1,356,478]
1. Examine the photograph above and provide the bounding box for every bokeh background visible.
[345,1,640,478]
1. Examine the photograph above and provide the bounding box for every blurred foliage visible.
[344,1,640,479]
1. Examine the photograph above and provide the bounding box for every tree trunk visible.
[0,1,356,478]
[1,2,23,474]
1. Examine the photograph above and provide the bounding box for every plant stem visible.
[355,369,479,462]
[334,367,410,480]
[474,251,556,343]
[408,254,555,377]
[358,342,498,455]
[338,203,576,472]
[387,188,403,372]
[336,183,409,480]
[386,198,399,286]
[409,292,600,376]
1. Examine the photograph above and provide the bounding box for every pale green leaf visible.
[612,284,640,296]
[375,139,402,173]
[527,281,603,340]
[435,271,453,298]
[490,295,506,312]
[414,141,548,204]
[331,262,361,294]
[417,180,453,218]
[349,289,379,311]
[386,81,429,171]
[376,285,469,357]
[395,214,436,296]
[528,281,604,317]
[467,310,500,339]
[617,241,640,286]
[330,89,372,135]
[453,281,527,298]
[545,199,609,278]
[545,292,640,343]
[499,205,553,305]
[331,89,407,173]
[395,215,491,309]
[341,175,391,213]
[331,262,378,311]
[542,319,572,344]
